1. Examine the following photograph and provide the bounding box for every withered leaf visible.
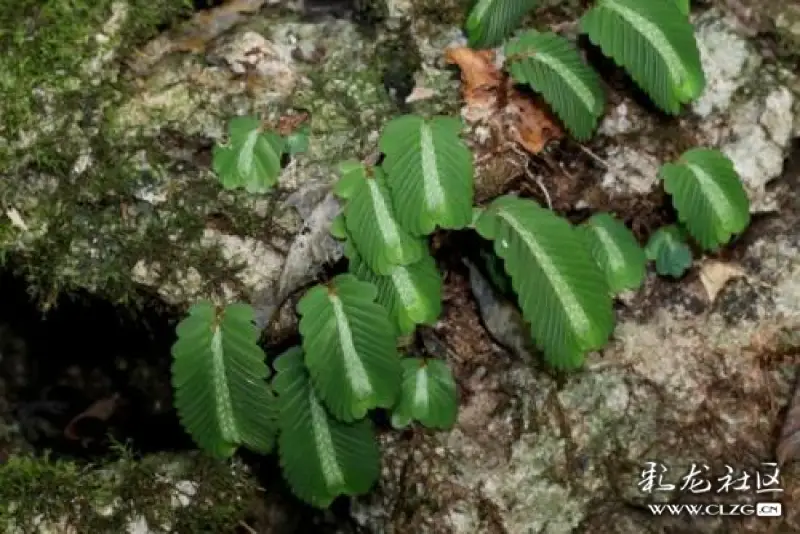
[444,46,562,155]
[698,259,746,303]
[445,46,502,111]
[64,393,121,443]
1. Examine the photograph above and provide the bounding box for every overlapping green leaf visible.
[391,358,458,430]
[338,162,426,275]
[580,213,646,293]
[297,274,402,422]
[659,148,750,251]
[580,0,705,113]
[171,302,276,459]
[273,347,380,508]
[465,0,539,49]
[379,115,474,236]
[212,116,285,193]
[505,30,605,140]
[671,0,690,16]
[474,195,615,368]
[350,249,443,336]
[645,224,693,277]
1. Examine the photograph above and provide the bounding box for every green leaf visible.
[474,196,614,369]
[379,115,474,236]
[297,274,402,422]
[391,358,458,430]
[580,0,705,114]
[334,159,366,201]
[342,164,426,275]
[671,0,690,16]
[580,213,646,293]
[505,30,605,140]
[329,213,347,240]
[659,148,750,251]
[274,347,380,508]
[212,116,285,193]
[645,224,693,277]
[465,0,539,49]
[285,125,310,155]
[171,301,277,459]
[350,248,443,336]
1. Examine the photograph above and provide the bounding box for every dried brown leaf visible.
[444,46,562,155]
[698,259,747,303]
[505,85,563,154]
[64,393,121,442]
[444,46,502,111]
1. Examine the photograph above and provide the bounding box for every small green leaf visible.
[645,225,693,278]
[659,148,751,251]
[171,302,277,459]
[297,274,402,422]
[465,0,539,49]
[274,347,380,508]
[285,125,310,155]
[391,358,458,430]
[379,114,474,236]
[505,30,605,140]
[212,116,285,193]
[350,249,443,336]
[580,0,705,113]
[474,195,614,369]
[330,213,347,240]
[580,213,646,293]
[334,160,367,201]
[342,165,426,275]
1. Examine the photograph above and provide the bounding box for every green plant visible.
[172,0,753,508]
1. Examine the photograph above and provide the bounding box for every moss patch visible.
[0,447,258,533]
[0,0,193,147]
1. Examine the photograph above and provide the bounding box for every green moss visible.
[290,35,400,162]
[0,0,194,147]
[0,447,258,533]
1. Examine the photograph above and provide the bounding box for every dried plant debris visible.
[445,46,563,154]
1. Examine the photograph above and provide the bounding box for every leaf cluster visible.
[177,0,753,510]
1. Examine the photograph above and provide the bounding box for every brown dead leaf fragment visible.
[64,393,121,443]
[699,259,747,303]
[444,47,502,111]
[505,84,563,154]
[444,46,563,155]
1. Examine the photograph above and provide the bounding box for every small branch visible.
[578,143,608,168]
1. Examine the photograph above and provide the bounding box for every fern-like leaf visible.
[350,249,443,336]
[391,358,458,430]
[505,30,605,140]
[580,213,646,293]
[212,116,285,193]
[379,115,474,236]
[340,162,426,275]
[465,0,539,49]
[474,196,614,368]
[297,274,402,422]
[580,0,705,114]
[171,302,277,459]
[659,148,750,251]
[274,347,380,508]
